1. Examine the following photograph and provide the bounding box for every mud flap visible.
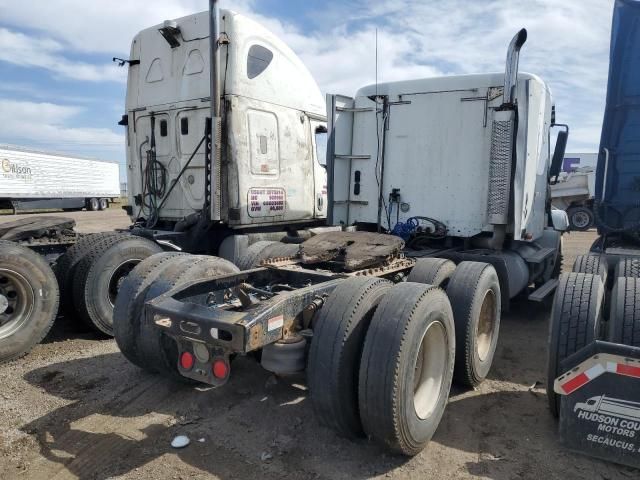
[554,341,640,469]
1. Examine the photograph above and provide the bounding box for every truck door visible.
[310,119,328,219]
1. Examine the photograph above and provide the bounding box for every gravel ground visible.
[0,213,635,480]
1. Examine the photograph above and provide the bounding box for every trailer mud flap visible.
[554,341,640,469]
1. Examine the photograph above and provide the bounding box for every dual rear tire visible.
[308,260,500,456]
[113,253,238,380]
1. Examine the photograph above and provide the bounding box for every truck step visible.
[528,278,558,302]
[521,247,556,264]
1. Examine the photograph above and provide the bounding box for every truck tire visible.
[546,272,604,417]
[136,255,239,381]
[616,258,640,278]
[358,283,455,456]
[236,241,276,270]
[98,198,108,211]
[0,240,59,362]
[445,261,500,387]
[573,254,607,283]
[567,206,594,231]
[407,258,456,288]
[87,197,99,211]
[73,234,162,335]
[54,232,121,316]
[236,241,299,270]
[113,252,186,367]
[307,277,392,438]
[609,277,640,347]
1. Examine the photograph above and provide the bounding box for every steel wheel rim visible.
[413,320,448,420]
[107,259,141,307]
[572,211,591,229]
[0,269,35,340]
[476,289,496,362]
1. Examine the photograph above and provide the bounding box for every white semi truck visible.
[550,153,597,230]
[0,144,120,212]
[2,2,569,456]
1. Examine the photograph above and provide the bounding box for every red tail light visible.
[180,351,195,370]
[212,359,228,379]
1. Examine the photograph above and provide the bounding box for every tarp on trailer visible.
[596,0,640,233]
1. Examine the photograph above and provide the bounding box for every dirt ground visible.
[0,212,636,479]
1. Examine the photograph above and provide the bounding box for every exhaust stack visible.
[502,28,527,106]
[208,0,222,221]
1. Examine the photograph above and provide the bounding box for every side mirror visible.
[549,126,569,183]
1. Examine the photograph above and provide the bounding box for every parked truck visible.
[0,144,120,213]
[550,159,596,230]
[2,2,569,455]
[546,0,640,469]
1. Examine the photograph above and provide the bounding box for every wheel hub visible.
[107,259,142,307]
[0,294,8,314]
[413,320,448,420]
[572,211,591,229]
[0,269,35,339]
[476,290,497,362]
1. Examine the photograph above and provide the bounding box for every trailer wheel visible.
[307,277,392,438]
[98,198,108,211]
[87,198,99,211]
[547,272,604,417]
[54,232,121,317]
[616,258,640,278]
[407,258,456,288]
[573,254,607,282]
[113,252,186,367]
[236,241,299,270]
[73,234,162,335]
[609,277,640,347]
[567,206,594,231]
[445,261,501,387]
[0,241,59,362]
[136,255,239,381]
[358,282,455,456]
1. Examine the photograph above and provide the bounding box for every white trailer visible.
[0,145,120,212]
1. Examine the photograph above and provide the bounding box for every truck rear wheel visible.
[98,198,108,210]
[72,234,162,335]
[616,258,640,278]
[307,277,392,438]
[113,252,186,367]
[547,272,604,417]
[236,241,299,270]
[445,261,501,387]
[573,254,608,282]
[87,198,99,211]
[407,258,456,288]
[609,276,640,347]
[55,232,121,318]
[358,283,455,456]
[136,255,239,381]
[567,206,594,231]
[0,241,59,362]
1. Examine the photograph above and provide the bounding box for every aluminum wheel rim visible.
[413,320,448,420]
[476,290,496,362]
[572,211,591,229]
[107,259,141,307]
[0,269,35,340]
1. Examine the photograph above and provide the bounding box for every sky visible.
[0,0,614,180]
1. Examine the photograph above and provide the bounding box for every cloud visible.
[0,0,613,154]
[0,99,123,152]
[0,28,125,82]
[244,0,613,151]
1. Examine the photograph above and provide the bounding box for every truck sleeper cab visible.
[122,9,327,231]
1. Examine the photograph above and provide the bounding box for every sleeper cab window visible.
[247,45,273,79]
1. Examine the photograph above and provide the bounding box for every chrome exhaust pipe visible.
[503,28,527,106]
